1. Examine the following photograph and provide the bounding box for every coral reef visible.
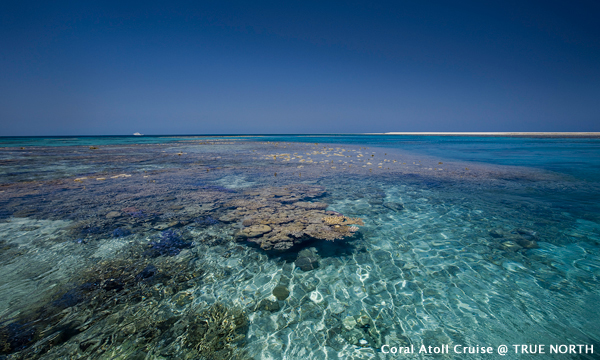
[185,303,248,360]
[293,201,328,210]
[225,185,362,250]
[192,181,238,193]
[0,323,36,355]
[322,215,364,226]
[112,227,131,238]
[146,229,193,257]
[0,250,205,359]
[194,215,219,226]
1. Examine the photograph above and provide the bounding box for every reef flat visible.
[0,137,599,359]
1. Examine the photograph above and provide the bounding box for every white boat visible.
[133,132,143,136]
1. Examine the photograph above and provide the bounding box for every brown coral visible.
[227,185,362,250]
[293,201,328,210]
[186,303,248,359]
[322,215,364,226]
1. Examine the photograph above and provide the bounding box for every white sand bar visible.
[375,132,600,137]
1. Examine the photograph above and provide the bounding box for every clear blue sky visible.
[1,1,599,135]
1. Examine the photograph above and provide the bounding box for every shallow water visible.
[0,136,599,359]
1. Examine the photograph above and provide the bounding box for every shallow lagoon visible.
[0,136,599,359]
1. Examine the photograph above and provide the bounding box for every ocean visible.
[0,135,598,359]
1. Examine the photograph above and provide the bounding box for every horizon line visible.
[377,132,600,136]
[1,132,600,138]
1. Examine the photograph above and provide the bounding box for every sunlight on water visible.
[0,136,598,359]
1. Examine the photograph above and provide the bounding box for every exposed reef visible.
[221,184,363,250]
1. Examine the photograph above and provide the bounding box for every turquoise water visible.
[0,136,598,359]
[0,135,226,147]
[4,134,599,180]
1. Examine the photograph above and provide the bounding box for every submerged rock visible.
[383,202,404,212]
[272,285,290,301]
[499,240,522,252]
[105,211,121,219]
[218,213,238,223]
[515,237,538,249]
[296,248,320,271]
[340,311,381,348]
[296,256,319,271]
[368,198,384,206]
[342,316,357,330]
[516,228,539,241]
[153,223,171,230]
[489,228,504,238]
[497,228,539,250]
[257,298,280,312]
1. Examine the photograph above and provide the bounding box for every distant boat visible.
[133,132,143,136]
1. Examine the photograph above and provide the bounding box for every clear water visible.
[0,136,598,359]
